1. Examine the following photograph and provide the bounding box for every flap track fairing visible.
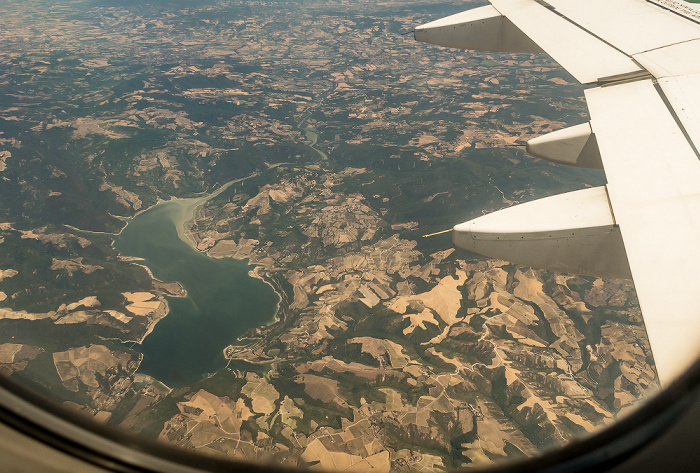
[526,122,604,169]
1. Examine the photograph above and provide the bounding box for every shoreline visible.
[171,172,264,252]
[135,297,169,344]
[129,262,188,299]
[167,176,284,327]
[111,176,283,358]
[248,265,283,326]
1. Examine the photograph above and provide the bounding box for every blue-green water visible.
[113,197,278,387]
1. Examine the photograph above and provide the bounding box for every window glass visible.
[0,0,658,470]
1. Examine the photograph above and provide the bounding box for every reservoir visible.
[112,194,278,387]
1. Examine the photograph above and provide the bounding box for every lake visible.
[112,196,278,387]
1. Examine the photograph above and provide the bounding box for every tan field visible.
[0,307,55,321]
[301,439,390,472]
[241,373,280,415]
[0,343,23,363]
[122,292,163,315]
[348,337,410,369]
[53,345,131,392]
[389,270,468,343]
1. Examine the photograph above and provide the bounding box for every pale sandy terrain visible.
[389,270,468,343]
[348,337,410,369]
[53,345,131,392]
[55,311,97,325]
[99,183,142,211]
[0,343,43,375]
[71,117,128,140]
[122,292,163,315]
[240,373,280,415]
[160,389,259,459]
[279,396,303,430]
[0,343,24,363]
[301,439,390,472]
[0,307,55,321]
[104,310,133,324]
[298,356,404,380]
[295,374,348,408]
[0,150,10,171]
[63,296,100,312]
[50,257,103,275]
[0,268,17,281]
[208,238,258,259]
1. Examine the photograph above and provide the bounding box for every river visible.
[112,192,278,387]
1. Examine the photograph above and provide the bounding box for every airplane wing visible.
[415,0,700,386]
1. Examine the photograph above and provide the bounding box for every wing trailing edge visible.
[415,0,643,84]
[453,187,631,279]
[413,6,542,53]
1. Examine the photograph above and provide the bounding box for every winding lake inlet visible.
[113,192,278,387]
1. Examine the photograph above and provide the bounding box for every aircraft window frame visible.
[0,0,695,470]
[0,356,698,472]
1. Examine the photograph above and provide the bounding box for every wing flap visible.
[489,0,642,84]
[414,0,643,84]
[634,38,700,78]
[633,39,700,157]
[656,74,700,159]
[545,0,700,55]
[452,187,631,279]
[586,80,700,385]
[413,5,542,53]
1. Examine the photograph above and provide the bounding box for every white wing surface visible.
[415,0,700,386]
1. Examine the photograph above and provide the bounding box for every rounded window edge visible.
[0,358,698,473]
